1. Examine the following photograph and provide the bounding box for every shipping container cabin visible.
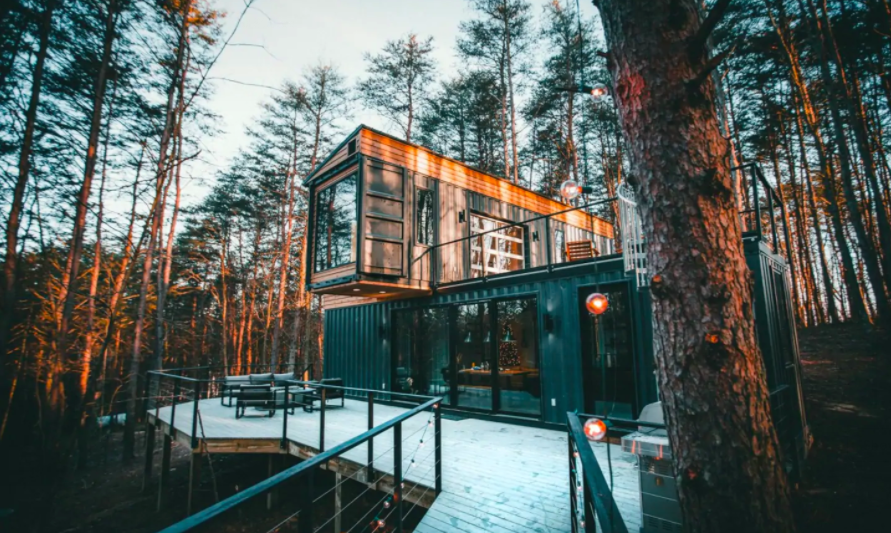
[304,126,809,472]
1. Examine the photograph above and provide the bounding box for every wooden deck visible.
[150,398,641,532]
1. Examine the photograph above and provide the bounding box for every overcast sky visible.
[190,0,599,193]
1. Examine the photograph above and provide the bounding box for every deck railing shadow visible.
[143,368,443,533]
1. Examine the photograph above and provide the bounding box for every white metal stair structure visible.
[617,182,648,287]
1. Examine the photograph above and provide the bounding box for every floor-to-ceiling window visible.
[314,174,358,272]
[579,283,636,418]
[391,297,541,418]
[495,298,541,415]
[391,307,451,404]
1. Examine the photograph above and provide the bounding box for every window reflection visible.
[417,188,435,245]
[469,214,525,277]
[314,174,357,272]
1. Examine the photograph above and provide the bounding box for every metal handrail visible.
[566,412,631,533]
[159,396,442,533]
[733,162,791,260]
[411,197,618,288]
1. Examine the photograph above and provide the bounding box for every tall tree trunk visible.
[769,0,869,321]
[123,0,191,458]
[804,0,890,318]
[55,2,118,449]
[0,0,56,374]
[503,2,519,183]
[593,1,796,531]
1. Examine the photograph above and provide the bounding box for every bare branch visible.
[689,0,733,58]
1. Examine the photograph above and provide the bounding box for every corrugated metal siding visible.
[323,257,655,424]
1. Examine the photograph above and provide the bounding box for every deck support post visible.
[187,452,202,516]
[142,422,155,492]
[394,422,403,533]
[267,455,280,510]
[367,391,375,485]
[334,472,343,532]
[157,433,172,511]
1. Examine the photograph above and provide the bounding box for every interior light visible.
[585,293,609,315]
[352,288,361,292]
[584,418,608,441]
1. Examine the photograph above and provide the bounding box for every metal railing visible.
[567,412,630,533]
[143,367,444,533]
[734,163,792,259]
[413,198,619,289]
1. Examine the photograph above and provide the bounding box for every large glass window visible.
[496,298,541,415]
[554,229,566,264]
[392,307,451,404]
[470,214,525,277]
[314,174,357,272]
[417,188,435,245]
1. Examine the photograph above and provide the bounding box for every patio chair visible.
[249,372,274,386]
[221,375,251,407]
[235,385,275,418]
[304,378,345,412]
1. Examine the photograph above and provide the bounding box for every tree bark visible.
[593,1,796,531]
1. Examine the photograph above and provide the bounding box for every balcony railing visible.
[414,198,620,289]
[143,367,443,533]
[734,163,792,259]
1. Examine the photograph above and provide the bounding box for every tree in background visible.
[458,0,533,182]
[358,33,436,143]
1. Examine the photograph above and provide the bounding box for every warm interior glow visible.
[585,292,609,315]
[583,418,607,441]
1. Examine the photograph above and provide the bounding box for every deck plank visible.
[151,398,641,532]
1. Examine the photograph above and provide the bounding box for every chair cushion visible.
[273,372,294,384]
[249,373,274,384]
[224,375,251,383]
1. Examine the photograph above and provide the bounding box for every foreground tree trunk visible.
[593,1,796,531]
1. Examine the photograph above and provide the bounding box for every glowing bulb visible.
[383,500,391,509]
[377,518,386,528]
[560,180,582,201]
[585,293,608,315]
[589,82,608,99]
[583,418,608,441]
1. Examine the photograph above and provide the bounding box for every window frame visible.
[416,187,435,246]
[468,213,526,278]
[313,172,359,273]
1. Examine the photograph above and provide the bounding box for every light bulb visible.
[560,180,582,201]
[589,83,608,99]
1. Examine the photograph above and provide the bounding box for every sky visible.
[191,0,601,192]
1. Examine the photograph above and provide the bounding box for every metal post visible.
[434,402,442,495]
[187,452,202,516]
[368,391,375,484]
[154,375,161,422]
[191,380,200,449]
[752,167,762,239]
[545,217,553,271]
[394,421,404,533]
[319,388,326,452]
[170,378,180,432]
[142,422,155,493]
[281,383,289,450]
[568,437,577,533]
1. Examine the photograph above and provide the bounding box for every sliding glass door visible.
[495,298,540,415]
[391,297,541,417]
[392,307,451,404]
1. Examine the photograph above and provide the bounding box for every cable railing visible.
[142,367,443,533]
[413,198,619,289]
[734,162,792,259]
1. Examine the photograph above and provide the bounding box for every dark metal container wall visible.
[323,255,657,425]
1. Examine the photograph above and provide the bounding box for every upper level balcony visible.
[304,126,616,301]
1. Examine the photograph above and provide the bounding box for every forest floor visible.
[0,322,888,532]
